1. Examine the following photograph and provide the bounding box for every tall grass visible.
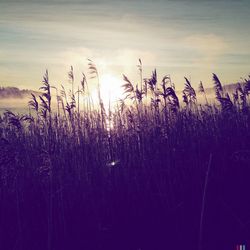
[1,63,250,250]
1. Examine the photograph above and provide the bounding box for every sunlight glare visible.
[99,74,124,110]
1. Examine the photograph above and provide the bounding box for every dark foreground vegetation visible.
[1,62,250,250]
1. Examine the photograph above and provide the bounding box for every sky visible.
[0,0,250,91]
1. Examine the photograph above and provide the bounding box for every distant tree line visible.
[0,86,40,99]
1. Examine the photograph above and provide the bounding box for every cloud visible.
[60,47,157,78]
[1,0,250,89]
[185,34,228,54]
[183,34,229,67]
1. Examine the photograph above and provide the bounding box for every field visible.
[1,64,250,250]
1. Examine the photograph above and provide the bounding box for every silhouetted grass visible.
[1,63,250,250]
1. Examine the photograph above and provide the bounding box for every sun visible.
[99,74,124,110]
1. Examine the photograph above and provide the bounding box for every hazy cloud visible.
[0,0,250,87]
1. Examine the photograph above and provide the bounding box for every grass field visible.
[1,64,250,250]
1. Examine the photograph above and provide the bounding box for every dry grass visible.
[1,63,250,250]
